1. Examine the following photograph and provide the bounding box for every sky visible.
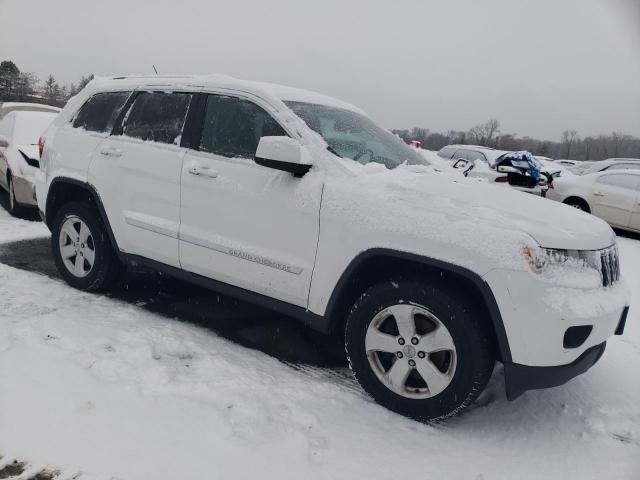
[1,0,639,141]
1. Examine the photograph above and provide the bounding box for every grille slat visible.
[599,245,620,287]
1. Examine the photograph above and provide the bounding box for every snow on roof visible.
[89,74,365,114]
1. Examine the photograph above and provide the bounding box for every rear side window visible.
[597,174,640,191]
[199,95,287,159]
[72,91,131,133]
[605,163,640,171]
[438,146,457,159]
[121,92,192,145]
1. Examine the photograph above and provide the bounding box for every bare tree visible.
[561,130,579,158]
[468,118,500,147]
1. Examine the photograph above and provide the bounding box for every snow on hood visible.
[324,164,615,269]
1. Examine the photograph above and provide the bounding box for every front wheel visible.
[345,279,495,422]
[51,202,122,292]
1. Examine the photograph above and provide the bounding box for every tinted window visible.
[438,146,457,159]
[72,91,131,133]
[597,174,640,191]
[121,92,192,145]
[200,95,286,158]
[605,163,640,171]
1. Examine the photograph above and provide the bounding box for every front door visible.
[179,93,322,307]
[89,90,193,267]
[591,173,637,229]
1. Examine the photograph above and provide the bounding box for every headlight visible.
[522,246,605,288]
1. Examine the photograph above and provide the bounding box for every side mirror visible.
[254,136,311,177]
[452,158,470,169]
[0,135,9,148]
[497,165,520,174]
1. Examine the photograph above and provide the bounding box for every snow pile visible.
[0,206,638,479]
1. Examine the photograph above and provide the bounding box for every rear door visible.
[590,173,638,228]
[89,90,193,267]
[626,174,640,232]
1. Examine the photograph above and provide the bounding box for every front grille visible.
[599,245,620,287]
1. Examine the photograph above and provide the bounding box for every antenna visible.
[152,65,159,75]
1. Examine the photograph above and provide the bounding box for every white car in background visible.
[580,158,640,175]
[0,102,60,119]
[547,169,640,233]
[438,144,550,196]
[0,110,58,215]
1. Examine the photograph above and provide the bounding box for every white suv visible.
[36,75,629,422]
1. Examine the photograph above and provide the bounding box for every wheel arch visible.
[563,195,591,213]
[45,177,123,261]
[323,249,512,363]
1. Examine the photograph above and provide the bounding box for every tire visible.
[7,173,24,218]
[345,279,495,422]
[51,201,122,292]
[564,197,590,213]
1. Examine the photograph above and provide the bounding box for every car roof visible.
[85,74,366,115]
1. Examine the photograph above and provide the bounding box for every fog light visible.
[563,326,593,349]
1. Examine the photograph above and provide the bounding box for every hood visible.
[343,165,615,252]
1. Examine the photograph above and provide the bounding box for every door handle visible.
[593,191,604,197]
[100,146,122,157]
[188,165,218,178]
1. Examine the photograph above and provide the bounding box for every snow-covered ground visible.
[0,200,638,480]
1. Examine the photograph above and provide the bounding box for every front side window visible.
[199,95,287,159]
[121,92,192,145]
[72,91,131,133]
[597,174,639,191]
[285,101,426,169]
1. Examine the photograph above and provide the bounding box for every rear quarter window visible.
[72,91,131,133]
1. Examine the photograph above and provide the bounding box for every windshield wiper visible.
[327,146,342,158]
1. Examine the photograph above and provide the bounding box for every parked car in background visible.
[0,102,61,120]
[438,145,550,196]
[36,75,628,422]
[547,169,640,233]
[0,110,58,215]
[555,159,578,167]
[579,158,640,175]
[534,156,568,178]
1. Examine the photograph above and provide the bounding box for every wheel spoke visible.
[383,359,411,394]
[388,304,416,340]
[365,328,399,353]
[79,222,91,243]
[82,247,95,266]
[62,223,78,242]
[60,244,76,259]
[415,360,451,396]
[417,326,455,353]
[74,254,85,276]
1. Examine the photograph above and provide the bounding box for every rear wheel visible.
[51,202,122,292]
[345,279,495,422]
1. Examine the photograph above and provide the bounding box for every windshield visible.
[285,101,427,169]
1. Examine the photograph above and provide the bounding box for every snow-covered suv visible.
[35,75,629,422]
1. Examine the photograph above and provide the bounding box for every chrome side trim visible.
[123,211,179,239]
[180,231,303,275]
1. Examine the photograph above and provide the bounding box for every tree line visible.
[2,59,638,161]
[393,119,640,161]
[0,60,93,108]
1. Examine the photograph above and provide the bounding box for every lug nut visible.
[418,351,426,358]
[398,338,405,345]
[411,337,419,345]
[408,359,416,367]
[396,352,403,359]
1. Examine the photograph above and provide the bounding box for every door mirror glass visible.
[0,134,9,148]
[254,136,311,177]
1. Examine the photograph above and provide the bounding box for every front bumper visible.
[504,341,607,400]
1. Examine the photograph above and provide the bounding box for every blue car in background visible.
[437,144,551,196]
